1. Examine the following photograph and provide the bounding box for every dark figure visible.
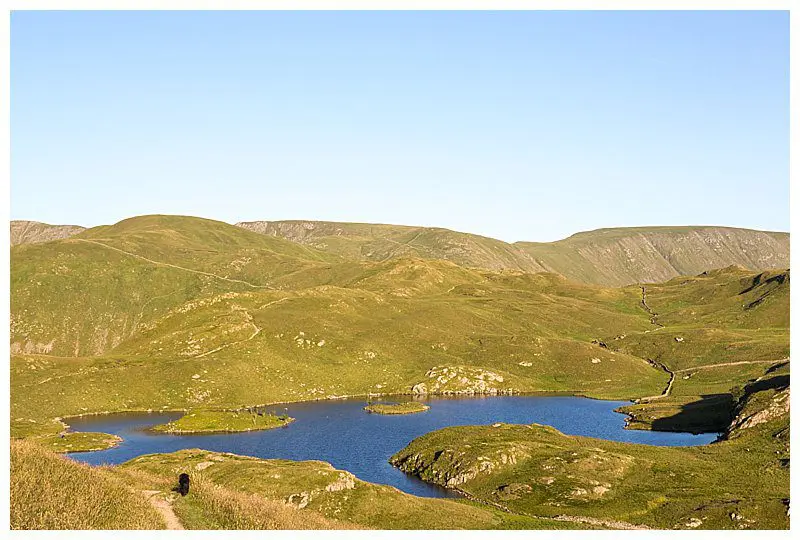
[177,473,190,496]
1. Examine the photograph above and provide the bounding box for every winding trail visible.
[673,360,783,373]
[639,286,664,328]
[193,298,293,358]
[74,239,274,290]
[131,288,183,336]
[141,490,184,530]
[636,359,785,403]
[377,230,426,262]
[194,324,261,358]
[637,360,675,402]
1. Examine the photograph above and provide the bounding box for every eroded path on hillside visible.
[673,359,784,373]
[141,490,184,530]
[636,359,786,403]
[193,298,292,358]
[639,286,664,328]
[74,239,274,290]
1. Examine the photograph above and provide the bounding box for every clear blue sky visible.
[11,10,788,242]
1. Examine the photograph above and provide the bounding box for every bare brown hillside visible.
[11,221,86,246]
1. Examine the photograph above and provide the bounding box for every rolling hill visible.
[13,218,788,286]
[235,220,547,272]
[10,214,788,431]
[237,220,789,286]
[9,213,790,530]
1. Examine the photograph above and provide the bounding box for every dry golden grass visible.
[173,474,364,530]
[10,439,165,530]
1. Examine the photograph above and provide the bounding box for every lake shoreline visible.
[53,388,720,454]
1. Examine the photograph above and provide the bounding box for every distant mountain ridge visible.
[10,218,789,286]
[235,220,548,273]
[10,220,86,246]
[237,220,789,286]
[515,226,789,286]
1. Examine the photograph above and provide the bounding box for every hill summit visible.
[10,217,788,286]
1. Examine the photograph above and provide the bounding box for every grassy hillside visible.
[237,219,547,272]
[10,440,358,530]
[605,267,789,432]
[239,220,789,286]
[391,376,790,530]
[10,439,581,530]
[517,226,789,286]
[10,215,338,357]
[10,439,164,529]
[11,216,788,437]
[13,217,789,286]
[12,216,679,428]
[121,448,575,529]
[9,214,790,530]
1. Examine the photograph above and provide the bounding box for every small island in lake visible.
[151,409,294,434]
[36,431,122,453]
[364,402,430,415]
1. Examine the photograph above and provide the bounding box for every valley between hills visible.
[9,215,790,530]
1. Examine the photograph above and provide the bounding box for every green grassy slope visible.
[12,215,679,428]
[121,448,576,529]
[11,439,581,530]
[605,267,789,432]
[237,219,547,272]
[13,218,790,286]
[11,215,338,357]
[10,279,662,423]
[10,216,788,437]
[11,439,164,529]
[11,439,358,530]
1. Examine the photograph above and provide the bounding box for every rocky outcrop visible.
[11,220,85,246]
[286,471,356,509]
[727,388,790,437]
[410,365,516,396]
[391,443,531,488]
[494,483,533,500]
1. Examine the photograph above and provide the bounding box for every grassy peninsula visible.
[391,370,790,530]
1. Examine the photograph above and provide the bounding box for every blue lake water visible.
[67,395,718,498]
